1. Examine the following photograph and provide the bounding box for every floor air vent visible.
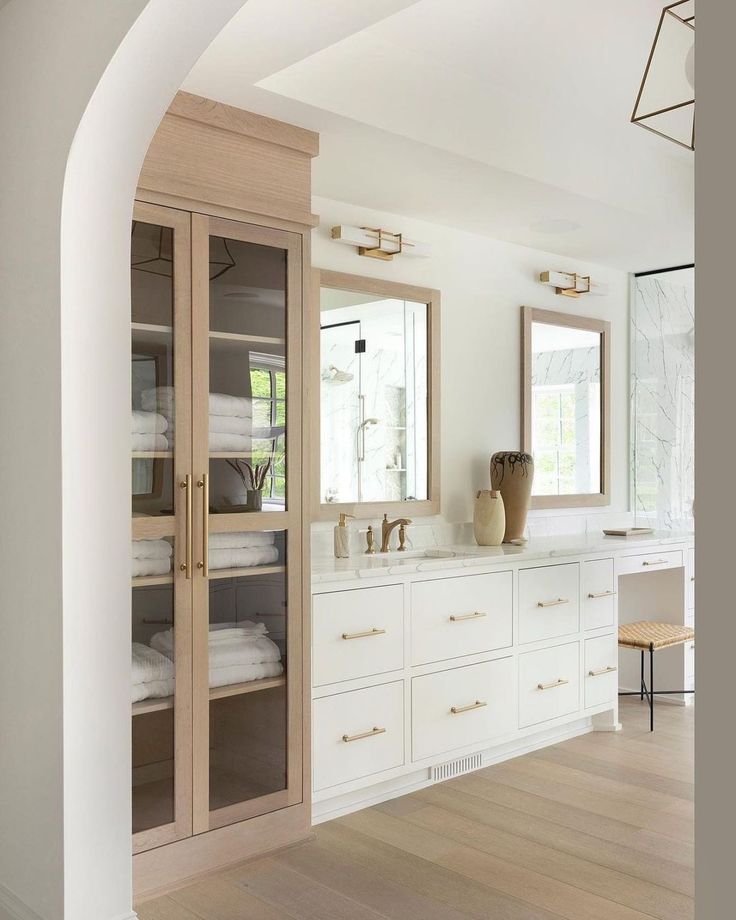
[431,752,482,782]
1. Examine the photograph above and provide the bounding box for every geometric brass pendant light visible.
[631,0,695,151]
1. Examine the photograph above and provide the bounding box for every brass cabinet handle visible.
[342,726,386,743]
[642,559,668,566]
[179,475,192,578]
[449,611,487,622]
[197,473,209,578]
[450,700,488,714]
[587,590,615,599]
[537,678,569,691]
[588,665,617,677]
[341,628,386,640]
[537,598,570,608]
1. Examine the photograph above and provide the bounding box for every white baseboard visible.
[313,717,593,825]
[0,884,137,920]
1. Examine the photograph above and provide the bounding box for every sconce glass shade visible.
[632,0,694,150]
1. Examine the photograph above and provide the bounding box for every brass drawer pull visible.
[537,597,570,608]
[450,700,488,714]
[341,627,386,640]
[587,590,615,599]
[642,559,668,566]
[537,678,569,691]
[342,726,386,743]
[588,665,617,677]
[449,611,487,622]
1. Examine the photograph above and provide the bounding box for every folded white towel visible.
[142,387,252,419]
[132,556,172,578]
[132,539,173,561]
[209,531,275,550]
[209,660,283,689]
[132,432,169,452]
[209,432,251,452]
[131,410,167,435]
[151,626,280,670]
[132,678,175,703]
[209,622,268,641]
[209,414,252,435]
[208,545,279,570]
[132,642,175,684]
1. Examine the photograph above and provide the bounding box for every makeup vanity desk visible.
[310,531,694,823]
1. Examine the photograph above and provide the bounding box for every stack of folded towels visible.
[132,642,175,702]
[132,409,169,452]
[208,531,279,571]
[151,621,283,688]
[141,386,252,452]
[132,539,173,578]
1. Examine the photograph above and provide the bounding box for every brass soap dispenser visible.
[334,513,355,559]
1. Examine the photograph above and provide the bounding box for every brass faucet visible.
[380,514,412,552]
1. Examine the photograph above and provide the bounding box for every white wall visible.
[0,2,245,919]
[312,196,631,532]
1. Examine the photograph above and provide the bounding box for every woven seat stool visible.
[618,621,695,731]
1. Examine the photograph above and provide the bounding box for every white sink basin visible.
[372,548,457,561]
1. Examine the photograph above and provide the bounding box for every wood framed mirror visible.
[311,270,440,521]
[521,306,610,509]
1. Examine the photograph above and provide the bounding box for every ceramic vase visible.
[246,489,263,512]
[473,490,506,546]
[490,451,534,543]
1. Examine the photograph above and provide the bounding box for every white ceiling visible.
[184,0,694,271]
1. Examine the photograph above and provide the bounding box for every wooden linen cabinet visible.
[130,93,315,897]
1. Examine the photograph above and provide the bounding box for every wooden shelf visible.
[132,573,174,588]
[132,674,285,716]
[209,330,285,346]
[209,675,285,701]
[208,564,286,581]
[132,451,174,459]
[131,322,173,348]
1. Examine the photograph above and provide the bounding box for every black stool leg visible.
[640,649,644,701]
[649,642,654,732]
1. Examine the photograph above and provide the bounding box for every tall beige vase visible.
[473,490,506,546]
[490,451,534,543]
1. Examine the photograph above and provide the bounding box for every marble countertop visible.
[311,531,694,586]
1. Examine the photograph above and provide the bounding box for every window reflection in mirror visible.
[531,322,601,496]
[320,288,428,505]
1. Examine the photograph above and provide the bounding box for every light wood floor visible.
[137,698,694,920]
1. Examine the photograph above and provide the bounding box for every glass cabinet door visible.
[191,216,303,832]
[131,202,192,851]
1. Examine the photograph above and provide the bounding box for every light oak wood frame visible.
[521,306,611,509]
[131,201,193,853]
[190,214,306,834]
[310,270,441,522]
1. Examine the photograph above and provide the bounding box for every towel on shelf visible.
[132,642,175,684]
[151,624,281,681]
[208,545,279,570]
[209,532,275,550]
[132,557,172,578]
[132,432,169,452]
[210,661,283,689]
[209,432,251,453]
[132,678,175,703]
[209,621,269,640]
[209,414,252,435]
[131,410,167,435]
[132,539,173,561]
[142,387,252,419]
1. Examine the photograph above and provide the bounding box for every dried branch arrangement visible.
[226,458,271,492]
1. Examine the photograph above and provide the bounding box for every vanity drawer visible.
[518,641,580,728]
[313,681,404,791]
[584,634,618,709]
[617,550,683,577]
[582,558,615,631]
[412,657,515,761]
[410,571,512,666]
[518,563,580,645]
[313,584,404,687]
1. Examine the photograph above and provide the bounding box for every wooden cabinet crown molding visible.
[137,92,320,228]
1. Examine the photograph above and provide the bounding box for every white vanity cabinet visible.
[311,534,692,823]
